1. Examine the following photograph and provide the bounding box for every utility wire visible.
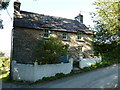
[6,8,12,21]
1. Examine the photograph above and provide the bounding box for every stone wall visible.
[11,58,73,82]
[12,27,41,63]
[79,56,102,68]
[50,30,93,60]
[12,27,93,63]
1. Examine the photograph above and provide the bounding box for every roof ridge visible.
[14,10,92,34]
[20,10,76,21]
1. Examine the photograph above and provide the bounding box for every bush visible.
[0,70,8,75]
[0,51,5,57]
[0,57,10,68]
[36,37,69,64]
[93,41,120,64]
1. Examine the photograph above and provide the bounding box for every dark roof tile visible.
[14,11,93,34]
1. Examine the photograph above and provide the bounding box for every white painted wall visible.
[11,58,73,82]
[79,56,102,68]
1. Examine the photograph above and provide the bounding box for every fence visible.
[79,56,102,68]
[11,58,73,82]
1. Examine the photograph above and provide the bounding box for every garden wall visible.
[79,56,102,68]
[11,58,73,82]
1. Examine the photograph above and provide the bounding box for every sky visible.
[0,0,97,56]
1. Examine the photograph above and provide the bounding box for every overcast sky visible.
[0,0,97,56]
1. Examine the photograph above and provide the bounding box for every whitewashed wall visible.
[79,56,102,68]
[11,58,73,82]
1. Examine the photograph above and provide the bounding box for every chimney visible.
[79,13,83,23]
[14,0,21,14]
[75,13,83,23]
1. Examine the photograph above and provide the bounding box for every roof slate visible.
[14,11,92,34]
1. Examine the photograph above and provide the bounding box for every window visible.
[43,29,50,39]
[62,33,68,40]
[76,32,83,41]
[78,46,84,55]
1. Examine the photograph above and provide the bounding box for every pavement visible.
[1,64,119,89]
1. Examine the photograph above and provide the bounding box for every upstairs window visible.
[62,33,68,40]
[43,29,50,39]
[76,32,83,41]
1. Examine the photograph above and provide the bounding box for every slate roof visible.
[14,11,92,34]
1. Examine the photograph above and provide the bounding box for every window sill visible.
[76,39,84,42]
[62,39,70,41]
[42,37,50,39]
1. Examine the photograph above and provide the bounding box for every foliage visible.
[0,56,10,68]
[92,20,120,61]
[36,37,68,64]
[0,55,10,79]
[32,59,119,84]
[93,0,120,36]
[3,58,119,84]
[93,21,119,44]
[92,0,120,61]
[0,1,10,10]
[82,59,118,72]
[0,70,8,75]
[0,51,5,57]
[0,1,10,29]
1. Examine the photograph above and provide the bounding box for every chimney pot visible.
[75,13,83,23]
[14,0,21,14]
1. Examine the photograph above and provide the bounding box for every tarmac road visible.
[1,64,119,88]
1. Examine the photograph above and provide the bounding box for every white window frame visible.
[76,32,84,41]
[43,29,50,39]
[62,33,68,40]
[78,46,84,53]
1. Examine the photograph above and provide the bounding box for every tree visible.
[94,0,120,36]
[93,20,120,61]
[92,0,120,62]
[0,0,10,29]
[93,20,119,44]
[36,37,69,64]
[0,0,10,10]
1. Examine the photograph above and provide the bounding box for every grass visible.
[1,59,119,85]
[30,59,120,85]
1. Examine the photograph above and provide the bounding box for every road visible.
[1,64,119,88]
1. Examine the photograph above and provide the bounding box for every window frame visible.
[42,29,50,39]
[62,32,69,40]
[76,32,84,41]
[78,46,84,53]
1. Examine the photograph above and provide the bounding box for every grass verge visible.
[2,59,119,85]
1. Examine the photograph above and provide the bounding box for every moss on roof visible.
[14,11,92,34]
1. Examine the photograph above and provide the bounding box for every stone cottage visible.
[12,1,93,64]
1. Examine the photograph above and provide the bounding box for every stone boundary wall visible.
[79,56,102,68]
[11,58,73,82]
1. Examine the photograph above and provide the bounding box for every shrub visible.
[0,57,10,68]
[36,37,69,64]
[93,41,120,64]
[0,70,8,75]
[0,51,5,57]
